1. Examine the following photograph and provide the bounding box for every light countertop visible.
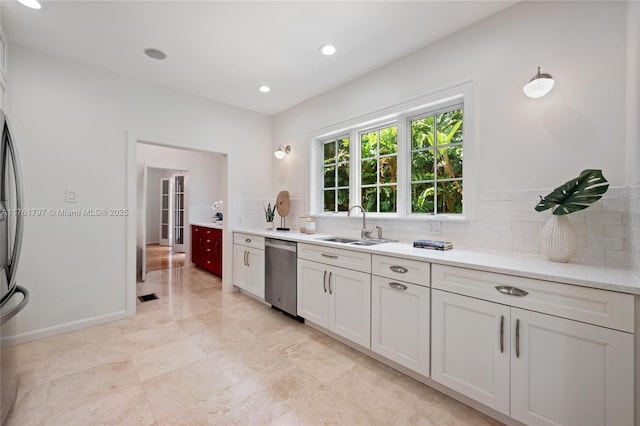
[233,228,640,295]
[191,222,224,230]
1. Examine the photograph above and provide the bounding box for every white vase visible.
[266,221,274,231]
[540,215,577,263]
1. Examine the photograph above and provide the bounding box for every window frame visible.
[309,81,475,221]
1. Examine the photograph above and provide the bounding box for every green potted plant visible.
[534,169,609,262]
[263,203,276,230]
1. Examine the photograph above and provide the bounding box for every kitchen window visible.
[360,124,398,213]
[311,82,473,219]
[322,136,350,212]
[410,107,463,214]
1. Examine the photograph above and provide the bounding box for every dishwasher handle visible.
[265,239,297,253]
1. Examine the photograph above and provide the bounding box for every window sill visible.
[311,212,469,223]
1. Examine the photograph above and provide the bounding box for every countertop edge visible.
[232,228,640,296]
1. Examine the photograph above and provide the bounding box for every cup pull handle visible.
[495,286,528,297]
[388,282,408,291]
[389,266,408,273]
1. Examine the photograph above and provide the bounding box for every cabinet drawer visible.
[432,264,634,333]
[233,233,264,250]
[298,243,371,273]
[193,226,221,237]
[372,254,430,287]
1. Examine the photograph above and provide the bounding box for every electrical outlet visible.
[427,221,442,234]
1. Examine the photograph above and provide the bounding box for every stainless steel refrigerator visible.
[0,109,29,425]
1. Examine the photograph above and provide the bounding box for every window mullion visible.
[350,129,359,210]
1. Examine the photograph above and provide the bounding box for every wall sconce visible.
[523,66,555,98]
[274,144,291,159]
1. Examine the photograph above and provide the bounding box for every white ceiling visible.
[2,1,516,115]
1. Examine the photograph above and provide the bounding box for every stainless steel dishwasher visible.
[265,238,298,318]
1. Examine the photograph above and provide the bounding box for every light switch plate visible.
[65,189,78,203]
[427,221,442,234]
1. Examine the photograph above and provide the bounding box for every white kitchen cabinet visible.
[371,275,430,376]
[431,289,511,414]
[233,233,265,299]
[510,307,633,426]
[431,264,635,426]
[297,258,371,348]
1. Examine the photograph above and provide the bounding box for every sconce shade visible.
[274,144,291,159]
[523,66,554,98]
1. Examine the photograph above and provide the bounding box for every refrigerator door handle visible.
[0,285,29,325]
[5,125,24,287]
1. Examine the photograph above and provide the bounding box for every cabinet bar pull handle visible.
[321,253,338,259]
[246,251,250,267]
[388,282,408,291]
[495,286,528,297]
[245,238,252,243]
[244,251,248,267]
[328,272,332,294]
[516,319,520,358]
[389,265,408,273]
[199,238,202,249]
[323,270,327,293]
[500,315,504,353]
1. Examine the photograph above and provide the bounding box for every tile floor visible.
[6,266,501,425]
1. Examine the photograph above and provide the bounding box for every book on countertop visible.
[413,239,453,251]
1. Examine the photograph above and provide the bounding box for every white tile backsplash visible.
[235,186,638,268]
[313,186,632,267]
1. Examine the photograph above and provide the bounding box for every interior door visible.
[141,163,148,281]
[158,178,170,246]
[172,174,186,253]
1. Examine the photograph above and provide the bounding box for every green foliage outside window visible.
[411,108,463,214]
[360,125,397,213]
[323,137,350,212]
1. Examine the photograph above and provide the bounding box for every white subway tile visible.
[602,198,627,212]
[498,191,523,201]
[587,236,624,251]
[605,250,628,266]
[511,221,539,233]
[573,247,606,263]
[479,191,499,201]
[604,224,626,238]
[585,211,623,225]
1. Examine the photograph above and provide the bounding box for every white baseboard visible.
[8,310,131,345]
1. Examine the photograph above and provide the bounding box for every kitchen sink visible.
[317,236,359,244]
[316,236,397,246]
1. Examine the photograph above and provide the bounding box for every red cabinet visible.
[191,225,222,277]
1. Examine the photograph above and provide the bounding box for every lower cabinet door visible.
[245,248,265,299]
[371,276,430,376]
[431,289,510,415]
[297,259,329,327]
[233,245,250,290]
[328,266,371,348]
[510,308,634,426]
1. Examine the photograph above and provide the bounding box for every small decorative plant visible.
[535,169,609,215]
[263,203,276,223]
[535,169,609,263]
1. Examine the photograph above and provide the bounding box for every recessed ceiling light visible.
[258,85,271,93]
[144,48,167,60]
[17,0,41,9]
[320,44,336,56]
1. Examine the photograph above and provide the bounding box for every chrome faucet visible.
[348,205,372,239]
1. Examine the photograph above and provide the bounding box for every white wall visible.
[272,1,630,262]
[627,0,640,277]
[7,44,271,341]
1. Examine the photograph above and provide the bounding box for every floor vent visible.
[138,293,159,303]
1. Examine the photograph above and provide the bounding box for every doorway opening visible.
[143,167,188,275]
